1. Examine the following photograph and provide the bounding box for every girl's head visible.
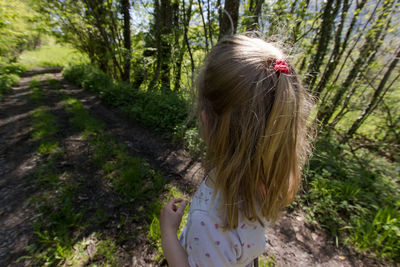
[196,35,313,228]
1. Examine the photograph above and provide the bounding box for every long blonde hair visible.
[196,35,313,229]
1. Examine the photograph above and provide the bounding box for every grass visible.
[24,78,172,265]
[29,79,44,103]
[29,79,60,155]
[61,93,179,263]
[19,45,88,69]
[295,135,400,261]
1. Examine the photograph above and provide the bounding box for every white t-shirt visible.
[179,179,267,267]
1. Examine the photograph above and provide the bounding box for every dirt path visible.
[0,68,384,266]
[0,70,39,264]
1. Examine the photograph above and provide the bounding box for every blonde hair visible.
[196,35,313,229]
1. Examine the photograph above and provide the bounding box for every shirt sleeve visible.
[185,210,242,267]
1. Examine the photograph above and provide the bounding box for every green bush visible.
[299,135,400,261]
[0,62,25,100]
[122,90,188,132]
[0,74,19,99]
[2,63,26,76]
[82,70,113,93]
[63,64,93,85]
[63,64,189,133]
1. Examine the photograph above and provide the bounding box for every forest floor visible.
[0,68,384,266]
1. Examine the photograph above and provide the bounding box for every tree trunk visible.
[174,0,194,91]
[151,0,175,91]
[313,0,353,96]
[244,0,263,31]
[198,0,209,52]
[304,0,341,90]
[206,0,214,46]
[121,0,131,82]
[290,0,311,44]
[330,0,381,87]
[83,0,123,78]
[316,0,394,126]
[342,47,400,143]
[219,0,240,39]
[184,0,195,82]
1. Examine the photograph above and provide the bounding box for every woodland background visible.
[0,0,399,265]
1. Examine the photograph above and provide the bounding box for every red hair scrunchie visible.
[274,59,290,74]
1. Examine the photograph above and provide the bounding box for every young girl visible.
[160,35,313,267]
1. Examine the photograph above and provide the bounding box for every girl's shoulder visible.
[190,178,229,210]
[190,180,269,225]
[189,180,219,214]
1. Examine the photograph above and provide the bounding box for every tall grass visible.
[19,45,88,69]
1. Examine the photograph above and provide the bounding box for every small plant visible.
[259,254,276,267]
[174,124,205,157]
[0,61,25,100]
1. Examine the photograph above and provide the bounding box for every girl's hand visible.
[160,198,190,267]
[160,198,186,234]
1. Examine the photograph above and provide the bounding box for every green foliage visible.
[32,184,83,260]
[122,90,188,132]
[62,64,93,85]
[173,124,205,157]
[298,135,400,261]
[259,254,276,267]
[26,80,81,265]
[0,73,19,100]
[1,62,26,76]
[34,0,131,79]
[63,64,189,133]
[19,45,88,69]
[352,206,400,259]
[15,0,398,263]
[0,0,44,59]
[0,62,25,100]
